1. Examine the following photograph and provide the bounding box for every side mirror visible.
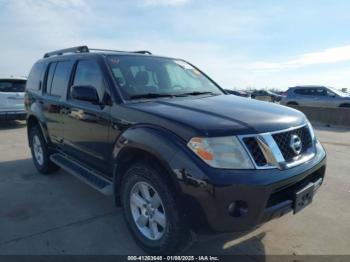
[71,85,99,103]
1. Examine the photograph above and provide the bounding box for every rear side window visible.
[294,89,310,95]
[0,80,26,92]
[294,88,327,96]
[26,62,45,91]
[45,62,57,94]
[72,60,105,100]
[49,61,73,97]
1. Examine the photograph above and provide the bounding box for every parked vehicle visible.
[0,77,26,120]
[281,85,350,108]
[25,46,327,254]
[251,90,283,102]
[224,89,251,98]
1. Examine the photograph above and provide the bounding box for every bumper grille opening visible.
[266,166,325,208]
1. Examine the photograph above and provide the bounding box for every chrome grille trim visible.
[238,123,316,170]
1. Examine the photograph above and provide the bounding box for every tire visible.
[121,163,191,254]
[287,102,299,106]
[339,104,350,108]
[29,125,59,174]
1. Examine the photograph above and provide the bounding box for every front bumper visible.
[0,110,26,120]
[177,144,326,232]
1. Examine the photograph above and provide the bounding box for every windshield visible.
[0,80,26,92]
[107,55,223,100]
[327,86,349,97]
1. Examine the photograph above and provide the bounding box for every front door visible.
[62,59,111,173]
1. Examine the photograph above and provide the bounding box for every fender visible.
[26,95,52,146]
[112,125,186,176]
[112,125,209,193]
[111,125,213,228]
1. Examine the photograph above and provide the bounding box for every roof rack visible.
[43,46,89,58]
[43,46,152,58]
[133,50,152,55]
[89,48,152,55]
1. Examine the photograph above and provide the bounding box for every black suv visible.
[25,46,326,254]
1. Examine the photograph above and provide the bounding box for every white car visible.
[0,77,26,120]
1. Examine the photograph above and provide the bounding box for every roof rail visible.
[43,46,152,58]
[89,48,152,55]
[43,46,89,58]
[133,50,152,55]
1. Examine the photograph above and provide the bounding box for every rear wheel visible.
[287,101,299,106]
[29,126,59,174]
[121,163,191,254]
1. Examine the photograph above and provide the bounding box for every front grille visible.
[242,125,313,168]
[272,126,312,162]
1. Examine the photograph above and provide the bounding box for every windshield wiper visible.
[129,93,174,100]
[175,91,216,97]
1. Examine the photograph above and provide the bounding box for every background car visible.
[0,77,27,120]
[281,85,350,108]
[251,90,283,102]
[224,89,251,98]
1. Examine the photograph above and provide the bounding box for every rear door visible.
[42,60,73,145]
[62,58,111,173]
[0,79,26,111]
[293,88,316,106]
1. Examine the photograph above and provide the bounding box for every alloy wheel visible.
[129,181,166,240]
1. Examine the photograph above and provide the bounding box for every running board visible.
[50,153,113,195]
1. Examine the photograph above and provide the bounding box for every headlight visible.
[187,136,254,169]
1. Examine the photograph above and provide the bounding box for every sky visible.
[1,0,350,90]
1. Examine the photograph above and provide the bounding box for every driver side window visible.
[313,88,326,96]
[72,60,105,101]
[326,90,336,97]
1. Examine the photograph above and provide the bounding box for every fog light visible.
[228,200,248,217]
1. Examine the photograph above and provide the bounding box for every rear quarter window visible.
[26,62,45,91]
[44,62,57,94]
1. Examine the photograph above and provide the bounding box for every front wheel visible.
[121,163,191,254]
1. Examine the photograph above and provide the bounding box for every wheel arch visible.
[26,114,48,147]
[112,126,187,206]
[26,114,51,146]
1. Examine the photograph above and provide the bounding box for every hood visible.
[126,95,307,138]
